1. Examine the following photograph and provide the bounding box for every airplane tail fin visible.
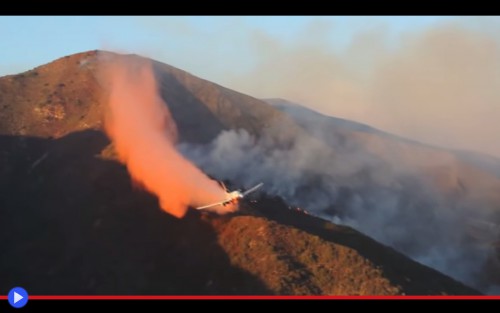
[219,181,228,192]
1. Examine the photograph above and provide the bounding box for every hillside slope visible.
[0,51,480,295]
[0,51,303,144]
[265,98,500,291]
[0,130,478,295]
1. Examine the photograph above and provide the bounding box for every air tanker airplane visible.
[196,183,264,210]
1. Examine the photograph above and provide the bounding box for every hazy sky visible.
[0,16,453,76]
[2,16,500,157]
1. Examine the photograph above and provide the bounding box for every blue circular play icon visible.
[8,287,28,308]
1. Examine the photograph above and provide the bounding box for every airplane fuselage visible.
[195,183,263,210]
[223,190,243,205]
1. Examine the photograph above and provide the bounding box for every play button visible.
[8,287,28,308]
[14,292,23,303]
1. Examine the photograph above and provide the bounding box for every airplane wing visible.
[195,200,229,210]
[196,183,263,210]
[241,182,264,197]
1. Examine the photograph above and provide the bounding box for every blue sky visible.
[0,16,455,77]
[3,16,500,157]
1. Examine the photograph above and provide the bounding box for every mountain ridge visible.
[0,50,483,295]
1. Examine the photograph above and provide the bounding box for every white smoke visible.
[178,118,500,293]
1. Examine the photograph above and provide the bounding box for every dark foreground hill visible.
[0,51,480,295]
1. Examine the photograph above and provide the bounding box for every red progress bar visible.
[1,295,500,300]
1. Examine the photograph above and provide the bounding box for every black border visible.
[2,2,498,15]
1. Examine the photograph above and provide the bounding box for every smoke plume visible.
[103,58,235,217]
[222,20,500,158]
[179,118,500,292]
